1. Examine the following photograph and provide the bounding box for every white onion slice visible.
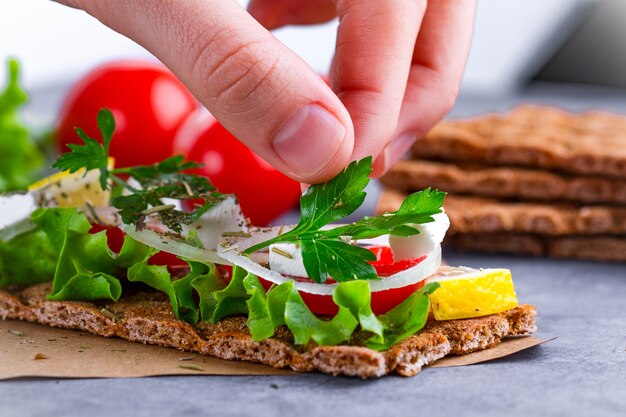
[121,224,227,264]
[218,227,442,296]
[119,196,248,265]
[0,218,37,242]
[182,195,248,250]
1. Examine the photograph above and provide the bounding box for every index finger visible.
[332,0,428,162]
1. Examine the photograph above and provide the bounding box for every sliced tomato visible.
[368,245,426,277]
[256,275,426,316]
[299,280,426,316]
[217,265,233,282]
[89,224,125,254]
[255,246,428,316]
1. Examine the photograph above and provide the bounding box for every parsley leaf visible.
[53,108,113,190]
[53,108,227,232]
[112,156,226,231]
[244,157,445,283]
[325,188,446,240]
[298,156,371,228]
[301,239,378,281]
[54,127,111,190]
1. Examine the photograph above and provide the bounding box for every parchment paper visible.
[0,320,551,379]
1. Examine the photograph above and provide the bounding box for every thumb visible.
[56,0,354,183]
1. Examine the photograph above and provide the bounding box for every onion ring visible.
[218,227,441,296]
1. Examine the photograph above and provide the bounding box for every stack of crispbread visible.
[379,105,626,262]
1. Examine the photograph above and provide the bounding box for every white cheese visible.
[268,242,307,277]
[183,195,248,250]
[0,193,37,231]
[389,210,450,261]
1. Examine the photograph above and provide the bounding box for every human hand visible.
[57,0,475,183]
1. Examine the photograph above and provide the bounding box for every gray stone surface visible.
[2,83,626,417]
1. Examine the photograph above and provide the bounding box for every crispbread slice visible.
[381,159,626,204]
[0,283,536,378]
[377,189,626,236]
[412,105,626,178]
[446,233,626,262]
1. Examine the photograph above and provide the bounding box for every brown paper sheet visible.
[0,320,551,379]
[428,336,554,368]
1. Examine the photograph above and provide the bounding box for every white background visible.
[0,0,588,95]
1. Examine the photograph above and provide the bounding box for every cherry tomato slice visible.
[89,224,125,254]
[369,246,426,277]
[300,280,426,316]
[257,246,428,316]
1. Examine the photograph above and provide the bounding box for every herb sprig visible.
[244,157,445,283]
[53,108,226,232]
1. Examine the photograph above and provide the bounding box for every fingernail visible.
[385,132,417,164]
[272,104,346,178]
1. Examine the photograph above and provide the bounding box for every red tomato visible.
[257,246,428,316]
[56,60,198,168]
[369,246,426,277]
[296,280,426,316]
[176,111,301,225]
[89,224,125,254]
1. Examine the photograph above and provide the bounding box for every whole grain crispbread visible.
[446,232,626,262]
[380,159,626,204]
[0,283,536,378]
[412,105,626,178]
[377,189,626,236]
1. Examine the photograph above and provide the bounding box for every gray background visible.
[1,86,626,417]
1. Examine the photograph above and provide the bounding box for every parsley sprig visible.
[53,108,226,232]
[244,157,446,283]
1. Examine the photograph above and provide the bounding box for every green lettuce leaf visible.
[365,282,441,350]
[285,287,358,346]
[236,267,437,349]
[0,205,91,288]
[332,280,385,343]
[242,274,358,345]
[128,259,224,322]
[209,265,250,323]
[0,59,44,192]
[0,227,58,287]
[16,207,224,322]
[32,207,152,301]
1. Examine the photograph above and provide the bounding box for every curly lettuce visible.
[0,59,44,192]
[237,267,440,350]
[0,227,58,288]
[30,208,224,322]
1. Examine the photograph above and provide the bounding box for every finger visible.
[56,0,354,184]
[332,0,427,164]
[248,0,336,29]
[374,0,476,175]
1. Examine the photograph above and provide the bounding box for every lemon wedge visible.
[429,266,518,321]
[28,158,114,208]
